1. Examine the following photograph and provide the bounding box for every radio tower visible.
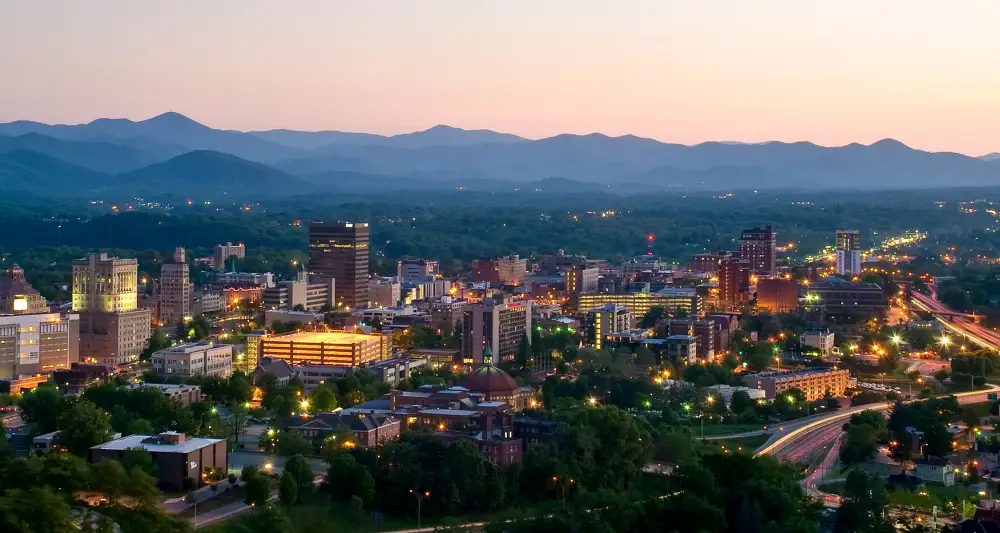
[646,233,655,255]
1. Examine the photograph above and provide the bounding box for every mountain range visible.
[2,111,1000,199]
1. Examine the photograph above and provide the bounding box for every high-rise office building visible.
[308,222,370,309]
[159,247,191,325]
[213,242,245,272]
[0,265,49,314]
[718,259,751,310]
[835,230,862,276]
[461,296,532,365]
[739,226,776,277]
[72,253,151,366]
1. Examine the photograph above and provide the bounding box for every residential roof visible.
[91,433,224,454]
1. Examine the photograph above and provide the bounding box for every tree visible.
[89,460,131,504]
[227,374,253,405]
[729,390,753,416]
[309,386,339,412]
[639,307,666,329]
[276,430,314,457]
[244,469,271,507]
[0,487,76,533]
[142,330,170,361]
[324,452,375,506]
[279,472,299,506]
[121,448,158,477]
[283,455,314,502]
[840,424,879,467]
[54,400,112,456]
[18,384,65,433]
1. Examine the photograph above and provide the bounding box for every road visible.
[911,292,1000,351]
[758,385,999,459]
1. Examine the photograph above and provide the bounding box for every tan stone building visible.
[0,265,49,314]
[73,253,151,366]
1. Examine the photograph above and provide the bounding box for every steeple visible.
[483,343,494,366]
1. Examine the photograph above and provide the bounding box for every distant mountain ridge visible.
[2,112,1000,196]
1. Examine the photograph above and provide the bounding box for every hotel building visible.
[72,253,151,366]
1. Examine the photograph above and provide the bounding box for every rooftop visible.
[267,330,385,344]
[91,433,224,454]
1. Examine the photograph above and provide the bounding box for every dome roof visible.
[461,364,521,396]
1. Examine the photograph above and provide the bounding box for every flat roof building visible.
[260,330,390,367]
[90,432,227,491]
[151,343,234,379]
[742,368,850,401]
[308,222,370,310]
[578,289,702,319]
[0,312,79,380]
[72,253,151,366]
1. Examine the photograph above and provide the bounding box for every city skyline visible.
[3,1,1000,155]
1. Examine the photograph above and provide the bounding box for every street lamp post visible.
[409,489,430,529]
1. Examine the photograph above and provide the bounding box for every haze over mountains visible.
[2,111,1000,200]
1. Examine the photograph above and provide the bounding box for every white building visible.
[0,312,79,379]
[151,342,234,378]
[216,272,275,289]
[801,329,836,354]
[707,384,767,405]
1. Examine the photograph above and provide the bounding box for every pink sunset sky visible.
[2,1,1000,155]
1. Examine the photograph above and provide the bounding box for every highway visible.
[910,291,1000,351]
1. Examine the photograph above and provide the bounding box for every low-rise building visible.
[742,368,850,401]
[123,383,203,407]
[216,272,275,289]
[192,290,223,315]
[53,363,112,396]
[260,330,390,367]
[89,432,228,491]
[264,309,325,328]
[665,335,698,363]
[289,412,401,448]
[756,278,800,313]
[151,343,234,379]
[262,276,335,311]
[251,357,300,388]
[368,278,402,308]
[706,384,767,405]
[801,329,836,354]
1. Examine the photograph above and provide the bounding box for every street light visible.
[409,490,431,529]
[890,334,902,345]
[939,335,952,347]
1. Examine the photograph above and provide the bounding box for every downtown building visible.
[308,222,370,309]
[717,259,751,311]
[470,255,527,286]
[158,247,191,326]
[585,303,632,350]
[397,259,439,282]
[564,265,599,295]
[835,230,863,276]
[461,296,532,365]
[213,242,245,272]
[578,288,702,319]
[151,342,234,379]
[739,226,777,277]
[72,253,152,366]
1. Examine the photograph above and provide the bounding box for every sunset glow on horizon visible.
[3,1,1000,155]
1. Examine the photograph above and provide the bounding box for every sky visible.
[2,1,1000,155]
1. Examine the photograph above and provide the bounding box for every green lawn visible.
[702,434,770,453]
[697,423,768,437]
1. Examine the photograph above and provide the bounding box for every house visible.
[914,456,957,486]
[251,357,299,388]
[861,453,900,479]
[288,412,401,448]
